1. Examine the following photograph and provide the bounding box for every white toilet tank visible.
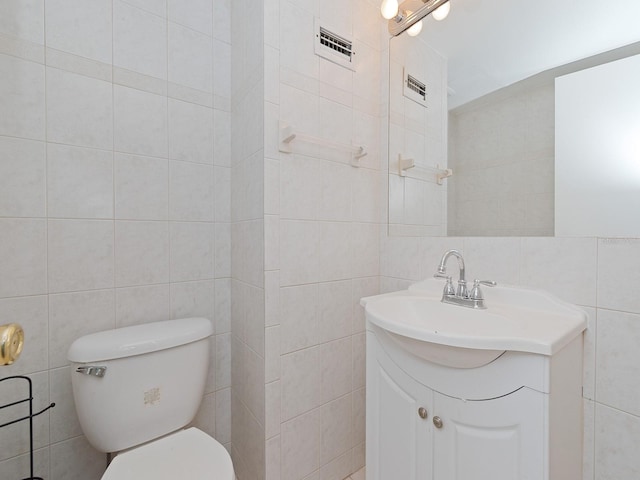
[67,317,213,453]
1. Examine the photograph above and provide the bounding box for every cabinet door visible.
[432,388,545,480]
[367,339,433,480]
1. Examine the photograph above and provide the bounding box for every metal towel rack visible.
[0,375,55,480]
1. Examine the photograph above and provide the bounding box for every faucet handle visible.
[469,279,497,301]
[434,273,456,296]
[433,272,456,295]
[443,276,455,296]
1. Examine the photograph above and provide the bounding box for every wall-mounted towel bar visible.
[279,121,367,167]
[397,154,452,185]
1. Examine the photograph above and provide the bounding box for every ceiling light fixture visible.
[383,0,451,36]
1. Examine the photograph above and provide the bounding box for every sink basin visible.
[362,279,587,368]
[381,328,505,368]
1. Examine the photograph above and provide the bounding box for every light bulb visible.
[407,19,423,36]
[432,2,450,21]
[380,0,399,20]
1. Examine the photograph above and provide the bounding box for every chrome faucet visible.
[434,249,496,309]
[435,249,467,297]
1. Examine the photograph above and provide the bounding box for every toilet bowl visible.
[68,318,234,480]
[102,428,234,480]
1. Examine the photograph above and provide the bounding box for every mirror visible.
[387,0,640,237]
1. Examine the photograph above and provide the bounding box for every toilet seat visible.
[101,427,235,480]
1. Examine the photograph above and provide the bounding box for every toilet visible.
[67,317,234,480]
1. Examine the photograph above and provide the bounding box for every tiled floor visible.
[345,467,365,480]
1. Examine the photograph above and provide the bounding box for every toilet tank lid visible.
[67,318,213,363]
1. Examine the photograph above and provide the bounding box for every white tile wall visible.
[214,110,232,166]
[0,137,46,217]
[281,410,320,480]
[597,238,640,312]
[520,236,597,306]
[114,153,169,220]
[169,160,215,221]
[170,221,215,281]
[317,222,353,282]
[168,98,215,164]
[168,0,212,34]
[0,2,231,480]
[281,346,321,422]
[45,0,113,64]
[279,220,320,286]
[595,309,640,417]
[0,54,46,139]
[46,68,114,149]
[229,0,267,477]
[115,284,171,327]
[319,395,352,465]
[318,281,352,344]
[280,284,318,354]
[258,1,382,478]
[319,339,352,405]
[47,219,114,293]
[115,221,170,286]
[0,0,45,45]
[47,144,114,219]
[462,237,521,285]
[594,403,640,478]
[114,85,168,158]
[168,22,213,94]
[49,435,105,480]
[113,0,167,80]
[0,219,47,298]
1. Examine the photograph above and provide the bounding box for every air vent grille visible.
[319,27,353,61]
[407,75,426,101]
[314,20,356,71]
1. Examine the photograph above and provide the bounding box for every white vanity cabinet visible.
[366,323,583,480]
[368,339,433,480]
[431,388,544,479]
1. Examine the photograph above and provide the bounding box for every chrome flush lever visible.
[75,365,107,378]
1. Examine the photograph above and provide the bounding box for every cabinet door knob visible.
[433,416,443,428]
[418,407,428,419]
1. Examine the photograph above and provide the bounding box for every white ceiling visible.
[416,0,640,109]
